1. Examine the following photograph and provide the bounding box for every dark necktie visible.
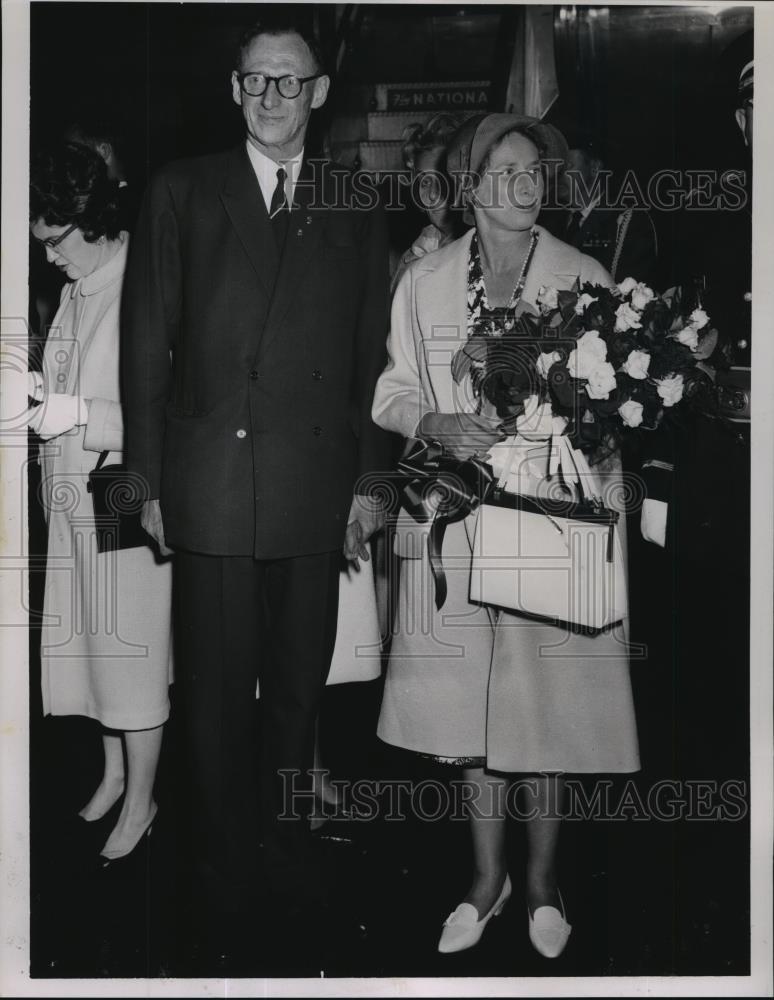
[269,166,289,247]
[269,166,287,217]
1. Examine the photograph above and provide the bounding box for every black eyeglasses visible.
[38,223,78,249]
[236,72,322,100]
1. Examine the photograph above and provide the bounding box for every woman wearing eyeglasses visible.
[373,114,639,958]
[29,142,172,866]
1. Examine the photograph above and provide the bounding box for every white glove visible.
[641,498,667,548]
[28,393,89,440]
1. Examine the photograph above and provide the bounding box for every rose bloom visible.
[656,374,684,407]
[567,330,607,379]
[621,349,651,380]
[618,399,644,427]
[537,285,559,312]
[614,302,643,333]
[574,292,598,315]
[631,283,655,311]
[616,276,638,296]
[674,325,700,352]
[689,307,710,329]
[586,361,617,399]
[536,350,562,379]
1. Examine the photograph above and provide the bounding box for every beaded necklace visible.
[467,226,540,339]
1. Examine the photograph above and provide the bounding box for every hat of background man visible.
[446,112,569,225]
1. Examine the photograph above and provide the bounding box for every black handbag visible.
[86,451,150,553]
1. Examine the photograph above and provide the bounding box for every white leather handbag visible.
[469,437,628,631]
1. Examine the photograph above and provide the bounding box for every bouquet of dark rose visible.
[451,276,720,453]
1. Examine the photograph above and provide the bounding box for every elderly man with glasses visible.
[122,19,390,967]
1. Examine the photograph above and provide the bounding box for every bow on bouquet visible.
[452,276,719,452]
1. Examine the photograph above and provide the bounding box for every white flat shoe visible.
[528,890,571,958]
[438,874,512,954]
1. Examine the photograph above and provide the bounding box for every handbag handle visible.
[93,450,110,472]
[497,433,603,505]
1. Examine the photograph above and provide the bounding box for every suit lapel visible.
[219,145,278,302]
[256,157,326,357]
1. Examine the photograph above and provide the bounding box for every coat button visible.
[312,426,322,436]
[236,429,247,439]
[249,370,259,380]
[312,369,323,381]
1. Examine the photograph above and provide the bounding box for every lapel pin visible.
[297,228,303,237]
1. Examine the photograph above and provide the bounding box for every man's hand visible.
[141,498,174,556]
[417,411,503,461]
[343,493,385,566]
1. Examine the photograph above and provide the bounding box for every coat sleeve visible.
[83,396,123,453]
[372,265,435,440]
[120,170,182,499]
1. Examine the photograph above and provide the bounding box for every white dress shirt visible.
[245,140,303,213]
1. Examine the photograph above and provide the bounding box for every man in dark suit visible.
[558,137,659,287]
[122,20,390,955]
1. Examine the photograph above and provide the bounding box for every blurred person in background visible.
[391,112,469,292]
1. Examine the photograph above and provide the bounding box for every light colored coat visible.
[39,237,173,731]
[374,225,613,438]
[372,226,639,773]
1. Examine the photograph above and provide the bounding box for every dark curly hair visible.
[30,142,121,242]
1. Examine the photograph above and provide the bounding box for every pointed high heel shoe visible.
[527,890,572,958]
[99,803,157,869]
[77,780,125,823]
[437,874,512,954]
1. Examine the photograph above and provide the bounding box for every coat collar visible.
[411,225,586,415]
[219,145,332,352]
[220,144,279,297]
[70,234,128,298]
[411,224,585,290]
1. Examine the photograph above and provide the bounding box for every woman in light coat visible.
[29,143,173,863]
[372,115,639,958]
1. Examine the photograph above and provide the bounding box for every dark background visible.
[28,2,753,982]
[30,4,752,183]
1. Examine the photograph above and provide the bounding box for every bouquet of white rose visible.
[453,276,719,453]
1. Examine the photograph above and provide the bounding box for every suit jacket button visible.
[236,429,247,439]
[249,370,259,380]
[312,426,322,436]
[312,369,323,380]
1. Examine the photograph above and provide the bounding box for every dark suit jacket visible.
[548,205,659,287]
[121,144,391,558]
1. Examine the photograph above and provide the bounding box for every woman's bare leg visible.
[100,725,163,858]
[78,730,124,821]
[461,767,509,917]
[523,773,565,913]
